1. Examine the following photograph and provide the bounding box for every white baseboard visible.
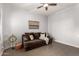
[54,40,79,48]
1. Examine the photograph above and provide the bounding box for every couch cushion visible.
[24,39,45,45]
[24,39,46,50]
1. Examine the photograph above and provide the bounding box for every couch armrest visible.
[22,35,29,48]
[47,36,53,44]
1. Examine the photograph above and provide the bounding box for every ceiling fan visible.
[37,3,57,11]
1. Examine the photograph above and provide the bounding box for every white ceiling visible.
[3,3,76,16]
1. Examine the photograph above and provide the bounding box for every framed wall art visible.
[29,20,39,29]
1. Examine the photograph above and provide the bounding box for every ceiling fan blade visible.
[37,5,43,9]
[48,3,57,6]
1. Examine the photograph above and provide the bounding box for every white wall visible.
[48,4,79,48]
[0,7,1,47]
[0,4,4,55]
[3,5,48,49]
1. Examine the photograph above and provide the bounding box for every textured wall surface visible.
[48,4,79,48]
[2,5,48,49]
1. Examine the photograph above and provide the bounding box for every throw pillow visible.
[44,37,49,44]
[23,36,28,41]
[29,35,34,40]
[39,33,45,40]
[34,33,40,39]
[25,33,31,40]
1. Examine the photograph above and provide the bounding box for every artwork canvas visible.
[29,20,39,29]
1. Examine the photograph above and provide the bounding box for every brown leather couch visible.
[22,32,52,51]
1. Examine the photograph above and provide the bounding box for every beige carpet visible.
[2,42,79,56]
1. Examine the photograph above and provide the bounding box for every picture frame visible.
[29,20,39,29]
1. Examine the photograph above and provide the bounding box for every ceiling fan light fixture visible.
[43,4,48,7]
